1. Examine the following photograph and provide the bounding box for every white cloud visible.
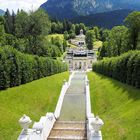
[0,0,47,12]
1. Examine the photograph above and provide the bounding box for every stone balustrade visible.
[17,72,104,140]
[85,75,104,140]
[54,72,74,119]
[17,72,74,140]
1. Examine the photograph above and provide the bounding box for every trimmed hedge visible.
[93,51,140,88]
[0,46,68,90]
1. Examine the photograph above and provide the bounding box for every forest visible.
[0,9,69,89]
[0,9,140,89]
[92,11,140,88]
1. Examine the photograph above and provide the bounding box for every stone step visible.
[48,129,87,140]
[56,121,86,123]
[48,121,87,140]
[47,137,87,140]
[53,121,86,130]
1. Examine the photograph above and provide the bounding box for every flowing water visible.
[48,72,87,140]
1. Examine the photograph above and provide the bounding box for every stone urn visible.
[19,114,32,134]
[47,113,54,121]
[91,116,104,134]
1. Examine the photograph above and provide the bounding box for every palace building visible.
[69,29,86,47]
[65,29,97,71]
[65,48,97,70]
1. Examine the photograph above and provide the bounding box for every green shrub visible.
[93,51,140,88]
[0,46,67,90]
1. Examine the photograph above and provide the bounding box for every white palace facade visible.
[65,48,97,70]
[65,29,97,70]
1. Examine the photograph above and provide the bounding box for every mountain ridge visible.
[71,9,133,28]
[0,9,5,16]
[40,0,140,19]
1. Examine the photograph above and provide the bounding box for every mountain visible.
[40,0,78,19]
[0,9,5,16]
[71,9,133,29]
[40,0,140,19]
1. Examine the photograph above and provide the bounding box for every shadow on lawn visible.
[95,73,140,101]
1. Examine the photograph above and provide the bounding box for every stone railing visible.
[85,76,92,118]
[17,72,74,140]
[85,75,104,140]
[18,113,56,140]
[54,71,74,119]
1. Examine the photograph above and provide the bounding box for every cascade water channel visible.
[48,72,87,139]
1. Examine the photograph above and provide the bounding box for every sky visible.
[0,0,47,12]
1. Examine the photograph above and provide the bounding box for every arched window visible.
[79,62,82,69]
[75,62,77,70]
[84,62,86,66]
[90,60,92,64]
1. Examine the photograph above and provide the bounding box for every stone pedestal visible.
[89,116,104,140]
[90,130,102,140]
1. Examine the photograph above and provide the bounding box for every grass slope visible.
[93,41,103,49]
[88,72,140,140]
[47,34,78,49]
[46,34,64,43]
[0,72,69,140]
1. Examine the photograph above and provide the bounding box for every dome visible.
[80,29,84,35]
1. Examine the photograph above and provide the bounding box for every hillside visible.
[0,9,5,15]
[88,72,140,139]
[40,0,140,19]
[71,9,132,28]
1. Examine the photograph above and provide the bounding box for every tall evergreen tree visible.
[93,26,100,40]
[11,10,16,34]
[4,9,14,34]
[109,26,130,56]
[125,11,140,50]
[86,30,96,50]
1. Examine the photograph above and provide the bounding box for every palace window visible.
[84,62,86,66]
[90,60,92,64]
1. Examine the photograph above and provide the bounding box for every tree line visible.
[0,9,69,90]
[99,11,140,59]
[0,9,68,58]
[0,46,67,90]
[92,11,140,88]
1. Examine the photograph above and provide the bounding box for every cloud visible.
[0,0,47,12]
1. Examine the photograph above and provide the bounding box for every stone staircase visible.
[18,71,104,140]
[48,72,87,140]
[47,121,87,140]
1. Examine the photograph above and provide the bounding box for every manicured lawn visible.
[46,34,64,43]
[88,72,140,140]
[93,41,103,49]
[0,72,69,140]
[46,33,79,49]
